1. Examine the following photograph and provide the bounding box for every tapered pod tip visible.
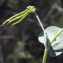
[27,6,36,12]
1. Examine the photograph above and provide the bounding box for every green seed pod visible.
[1,6,36,26]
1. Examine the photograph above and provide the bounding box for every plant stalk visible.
[42,49,48,63]
[34,12,45,32]
[34,12,48,63]
[50,28,63,44]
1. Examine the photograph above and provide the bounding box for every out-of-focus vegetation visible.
[0,0,63,63]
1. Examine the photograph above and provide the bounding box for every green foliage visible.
[38,26,63,57]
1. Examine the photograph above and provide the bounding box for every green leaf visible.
[38,32,44,44]
[45,26,61,42]
[38,26,63,57]
[49,46,62,57]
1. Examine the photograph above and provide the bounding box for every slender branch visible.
[50,28,63,44]
[34,12,45,32]
[42,49,48,63]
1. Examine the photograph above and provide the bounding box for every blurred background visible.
[0,0,63,63]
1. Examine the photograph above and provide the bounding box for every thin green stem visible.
[42,49,48,63]
[50,28,63,44]
[34,12,48,63]
[34,12,44,32]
